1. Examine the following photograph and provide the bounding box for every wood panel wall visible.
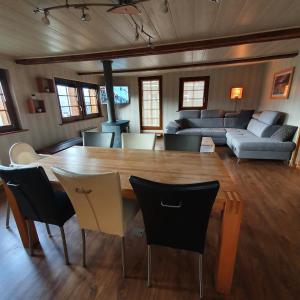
[0,57,105,164]
[109,63,267,133]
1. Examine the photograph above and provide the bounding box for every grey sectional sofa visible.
[166,109,254,145]
[165,109,297,161]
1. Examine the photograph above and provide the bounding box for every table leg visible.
[215,191,243,294]
[3,183,39,248]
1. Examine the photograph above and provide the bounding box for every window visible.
[179,76,210,110]
[55,78,101,123]
[0,69,19,133]
[138,76,162,130]
[82,86,100,116]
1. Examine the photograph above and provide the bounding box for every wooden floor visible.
[1,146,300,300]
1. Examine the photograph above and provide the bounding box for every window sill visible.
[0,129,29,136]
[59,115,103,125]
[178,107,207,111]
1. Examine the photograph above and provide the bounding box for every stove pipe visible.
[102,60,116,123]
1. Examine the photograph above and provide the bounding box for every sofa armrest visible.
[165,121,180,134]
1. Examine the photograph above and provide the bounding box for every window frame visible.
[178,76,210,111]
[0,69,20,133]
[54,78,102,124]
[138,76,163,130]
[80,82,102,120]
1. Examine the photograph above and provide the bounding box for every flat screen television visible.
[99,86,130,104]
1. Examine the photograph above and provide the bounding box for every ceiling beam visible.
[77,52,298,75]
[15,27,300,65]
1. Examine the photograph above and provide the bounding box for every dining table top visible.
[32,146,237,206]
[25,146,242,294]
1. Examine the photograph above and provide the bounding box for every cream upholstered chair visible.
[52,167,140,274]
[121,133,156,150]
[0,159,10,229]
[9,142,48,166]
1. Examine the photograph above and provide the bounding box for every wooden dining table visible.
[4,146,243,295]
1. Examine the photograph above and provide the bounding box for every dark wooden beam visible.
[77,52,298,75]
[15,27,300,65]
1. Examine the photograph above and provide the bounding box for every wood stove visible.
[101,60,130,148]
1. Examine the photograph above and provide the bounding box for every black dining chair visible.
[164,134,202,152]
[0,165,75,265]
[83,132,114,148]
[129,176,220,298]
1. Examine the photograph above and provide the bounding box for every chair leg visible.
[59,226,70,265]
[26,220,33,256]
[121,236,126,278]
[6,204,10,228]
[147,245,151,287]
[81,229,86,267]
[45,223,52,237]
[199,254,203,299]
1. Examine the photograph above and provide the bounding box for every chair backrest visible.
[121,133,156,150]
[52,167,125,236]
[83,132,114,148]
[129,176,219,254]
[164,134,202,152]
[9,142,41,165]
[0,165,66,224]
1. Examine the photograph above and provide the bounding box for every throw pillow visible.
[271,125,297,142]
[175,118,189,129]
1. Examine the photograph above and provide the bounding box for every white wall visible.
[0,57,104,164]
[111,63,267,133]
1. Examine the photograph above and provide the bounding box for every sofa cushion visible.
[199,128,226,138]
[179,110,200,119]
[224,110,254,129]
[247,119,269,137]
[258,111,281,125]
[231,137,296,152]
[177,128,226,138]
[226,129,254,137]
[187,118,224,128]
[226,129,256,146]
[165,121,181,134]
[225,112,240,118]
[175,118,189,129]
[252,112,261,120]
[271,125,298,142]
[239,110,255,127]
[201,109,225,118]
[224,118,242,128]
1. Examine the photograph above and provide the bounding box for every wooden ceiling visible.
[1,0,300,72]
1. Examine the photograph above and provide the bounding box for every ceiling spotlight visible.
[81,8,91,22]
[42,11,50,25]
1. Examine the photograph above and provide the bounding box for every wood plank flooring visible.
[0,146,300,300]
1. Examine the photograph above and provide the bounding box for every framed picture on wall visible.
[270,67,295,99]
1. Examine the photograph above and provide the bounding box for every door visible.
[138,76,162,130]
